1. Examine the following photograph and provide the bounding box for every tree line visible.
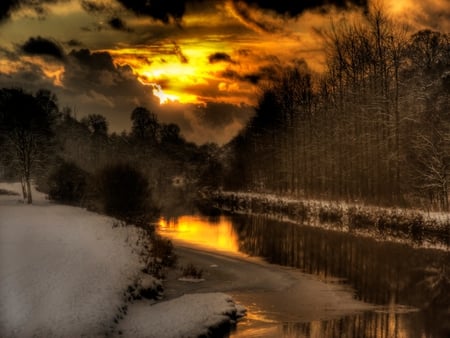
[225,8,450,210]
[0,89,222,218]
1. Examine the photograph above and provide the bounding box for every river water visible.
[157,214,449,338]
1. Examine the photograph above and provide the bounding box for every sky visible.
[0,0,448,144]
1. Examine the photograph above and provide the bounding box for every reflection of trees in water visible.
[280,312,426,338]
[232,215,450,337]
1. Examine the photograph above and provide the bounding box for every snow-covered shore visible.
[201,190,450,251]
[0,182,244,337]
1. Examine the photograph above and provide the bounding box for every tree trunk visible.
[21,176,27,202]
[26,176,32,204]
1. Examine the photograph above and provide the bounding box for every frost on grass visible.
[117,292,246,338]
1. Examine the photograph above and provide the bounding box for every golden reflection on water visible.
[157,215,240,253]
[158,215,427,338]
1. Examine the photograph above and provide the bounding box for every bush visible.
[181,263,203,279]
[347,207,375,230]
[48,161,89,204]
[95,163,155,224]
[151,235,177,267]
[319,205,343,224]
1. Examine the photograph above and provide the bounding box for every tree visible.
[160,123,182,145]
[0,88,54,203]
[95,163,154,225]
[81,114,108,137]
[408,30,449,74]
[408,69,450,210]
[47,160,89,205]
[130,106,160,143]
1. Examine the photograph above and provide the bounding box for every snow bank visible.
[206,190,450,250]
[117,292,245,338]
[0,183,245,337]
[0,183,143,337]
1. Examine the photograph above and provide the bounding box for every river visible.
[157,213,450,338]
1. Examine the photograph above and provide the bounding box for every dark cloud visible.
[80,0,108,13]
[236,0,368,17]
[220,64,282,84]
[208,52,236,64]
[0,56,61,92]
[80,23,104,32]
[157,100,253,144]
[0,0,68,22]
[0,0,19,22]
[59,49,161,131]
[113,0,367,26]
[68,49,115,72]
[195,102,253,129]
[115,0,185,24]
[108,17,130,31]
[66,39,83,47]
[228,0,369,33]
[21,36,65,60]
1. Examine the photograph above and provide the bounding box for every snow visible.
[117,293,245,338]
[0,183,143,337]
[0,182,244,337]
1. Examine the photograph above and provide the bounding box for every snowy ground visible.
[116,293,245,337]
[0,183,243,337]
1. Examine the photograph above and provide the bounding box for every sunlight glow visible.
[158,216,240,253]
[105,39,239,105]
[152,84,179,104]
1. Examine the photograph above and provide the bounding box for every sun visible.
[152,84,179,104]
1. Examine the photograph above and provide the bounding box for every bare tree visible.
[0,88,54,203]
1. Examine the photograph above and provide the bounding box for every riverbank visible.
[161,243,375,337]
[157,212,450,338]
[0,182,243,337]
[199,190,450,250]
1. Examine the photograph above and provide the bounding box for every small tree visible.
[81,114,108,137]
[131,106,160,143]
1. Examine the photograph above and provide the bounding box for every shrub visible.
[347,207,375,229]
[408,214,424,243]
[151,235,177,267]
[141,235,176,279]
[181,263,203,279]
[293,202,310,222]
[318,205,343,224]
[0,188,18,196]
[94,163,155,224]
[48,160,89,204]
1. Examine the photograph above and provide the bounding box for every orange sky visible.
[0,0,448,144]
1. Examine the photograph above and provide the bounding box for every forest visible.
[0,87,222,221]
[0,8,449,214]
[226,9,450,211]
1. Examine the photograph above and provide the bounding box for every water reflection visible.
[158,215,240,253]
[235,311,426,338]
[157,214,450,338]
